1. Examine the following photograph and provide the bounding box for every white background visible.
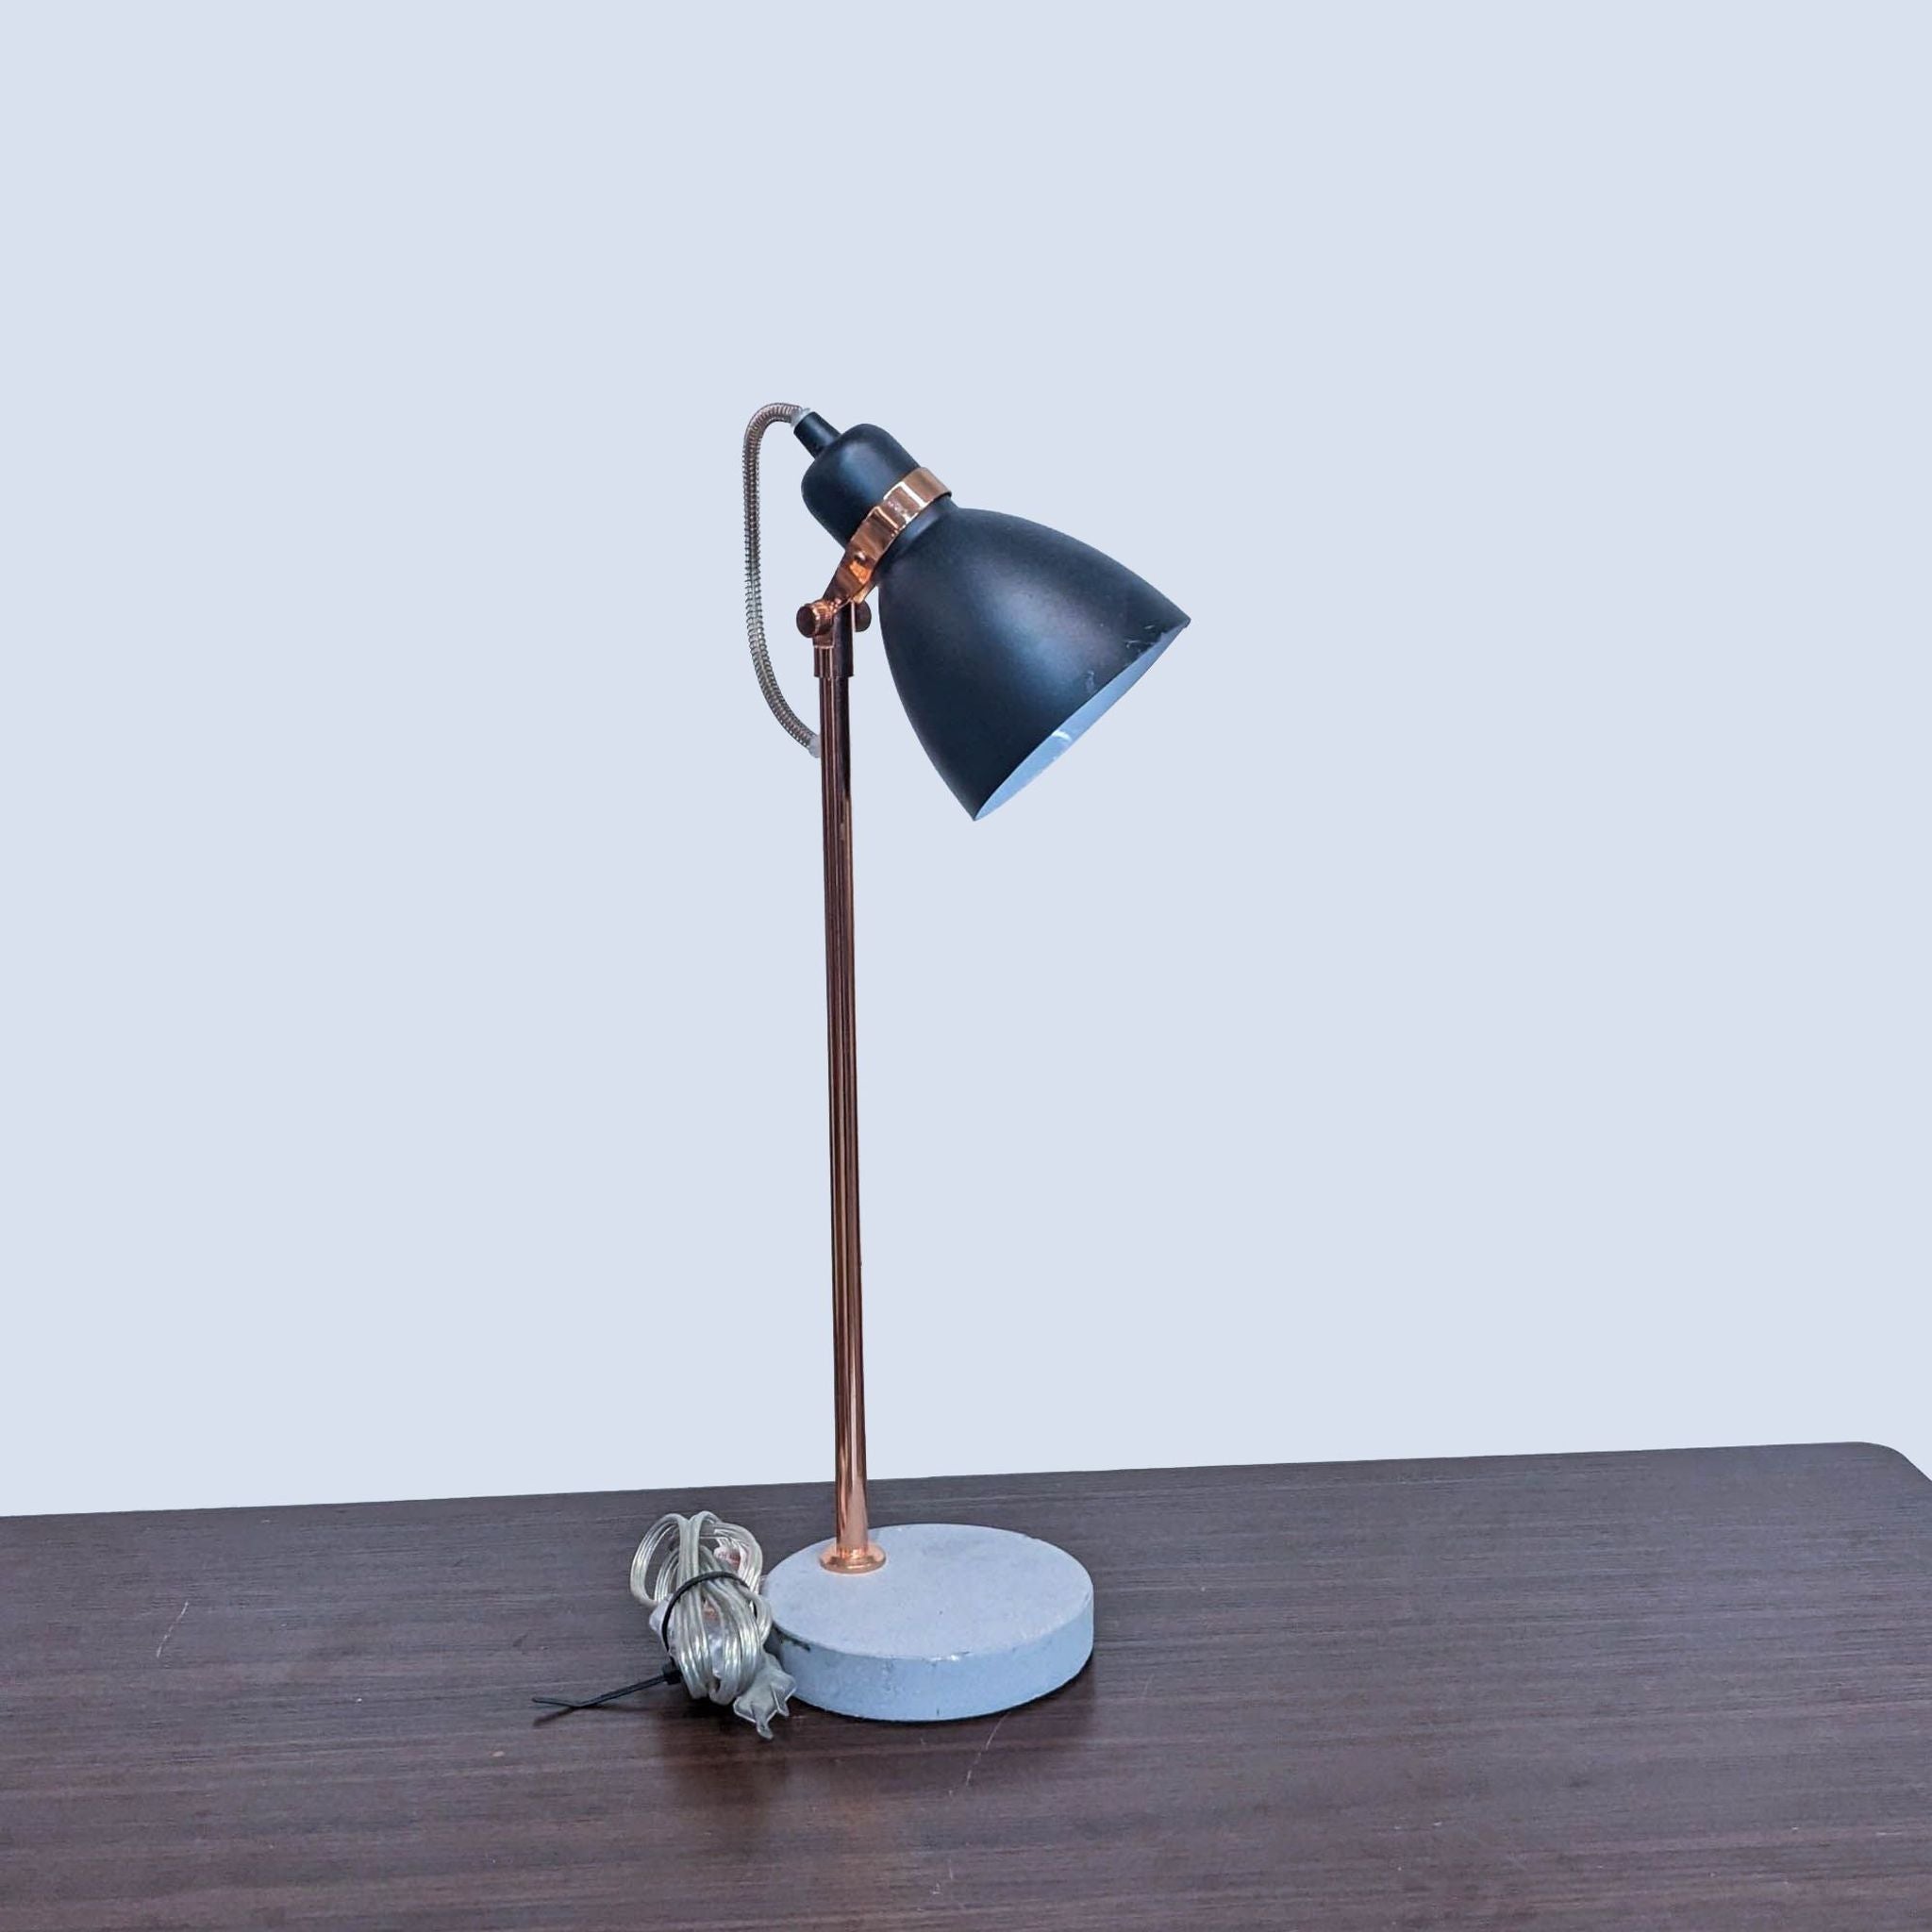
[2,5,1926,1517]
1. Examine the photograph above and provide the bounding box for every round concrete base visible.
[764,1523,1093,1723]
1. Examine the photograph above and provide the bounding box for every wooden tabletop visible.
[3,1444,1930,1929]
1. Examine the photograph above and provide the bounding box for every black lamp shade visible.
[798,421,1189,819]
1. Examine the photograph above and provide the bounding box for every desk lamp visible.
[740,404,1188,1721]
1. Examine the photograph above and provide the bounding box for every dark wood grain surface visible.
[3,1444,1930,1929]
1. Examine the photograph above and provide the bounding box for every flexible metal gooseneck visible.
[742,401,819,754]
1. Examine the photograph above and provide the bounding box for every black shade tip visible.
[792,412,839,457]
[802,423,925,544]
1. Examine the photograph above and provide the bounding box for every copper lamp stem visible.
[815,604,885,1574]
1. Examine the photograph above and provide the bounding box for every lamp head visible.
[794,415,1189,819]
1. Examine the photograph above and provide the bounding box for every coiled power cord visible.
[532,1511,795,1739]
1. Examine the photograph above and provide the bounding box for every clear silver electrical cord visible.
[629,1510,794,1738]
[743,402,819,755]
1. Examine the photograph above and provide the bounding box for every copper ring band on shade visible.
[801,468,950,635]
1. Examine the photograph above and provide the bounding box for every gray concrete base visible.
[764,1523,1093,1723]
